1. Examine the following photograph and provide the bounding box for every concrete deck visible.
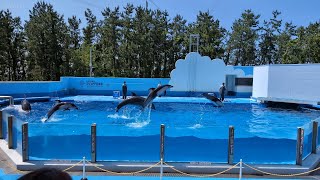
[255,97,320,106]
[1,139,320,179]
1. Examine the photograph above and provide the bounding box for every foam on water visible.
[126,121,150,128]
[108,113,131,120]
[189,123,203,129]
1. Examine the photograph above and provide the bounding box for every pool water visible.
[2,96,320,164]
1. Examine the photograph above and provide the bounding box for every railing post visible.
[8,115,13,149]
[10,97,14,106]
[239,159,242,180]
[228,126,234,164]
[312,121,318,154]
[81,157,88,180]
[160,124,165,175]
[22,122,29,162]
[0,110,3,139]
[91,123,96,163]
[296,127,304,165]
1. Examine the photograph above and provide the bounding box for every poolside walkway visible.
[1,146,320,179]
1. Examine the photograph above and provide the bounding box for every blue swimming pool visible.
[1,96,320,164]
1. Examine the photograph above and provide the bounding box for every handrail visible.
[0,96,14,106]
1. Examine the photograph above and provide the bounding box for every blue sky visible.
[1,0,320,30]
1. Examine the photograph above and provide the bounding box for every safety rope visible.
[86,160,161,175]
[4,157,320,178]
[243,162,320,177]
[163,162,240,177]
[62,160,83,172]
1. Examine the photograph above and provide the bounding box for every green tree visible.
[0,10,26,81]
[118,4,135,77]
[227,9,260,65]
[96,6,121,77]
[188,11,226,59]
[66,16,84,76]
[304,22,320,63]
[277,22,296,64]
[25,2,68,80]
[258,10,282,64]
[167,15,187,77]
[83,8,97,45]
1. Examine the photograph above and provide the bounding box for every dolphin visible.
[143,84,173,108]
[116,95,156,112]
[46,102,79,119]
[21,99,31,112]
[202,92,224,107]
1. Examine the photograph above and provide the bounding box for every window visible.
[235,78,253,86]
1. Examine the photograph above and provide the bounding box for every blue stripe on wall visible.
[0,77,252,98]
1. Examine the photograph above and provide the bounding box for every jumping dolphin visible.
[46,102,79,119]
[116,94,155,112]
[143,85,173,108]
[21,99,31,112]
[202,92,224,107]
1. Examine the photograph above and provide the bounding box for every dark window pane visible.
[235,78,253,86]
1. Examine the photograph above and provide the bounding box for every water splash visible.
[41,117,48,123]
[1,105,30,114]
[109,104,152,128]
[41,115,63,123]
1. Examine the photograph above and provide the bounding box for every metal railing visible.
[0,110,319,170]
[0,96,14,106]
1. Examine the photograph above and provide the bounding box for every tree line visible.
[0,2,320,81]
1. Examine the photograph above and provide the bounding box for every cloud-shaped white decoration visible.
[169,52,248,92]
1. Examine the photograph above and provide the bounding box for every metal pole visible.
[312,121,318,154]
[189,35,192,53]
[228,126,234,164]
[81,157,88,180]
[296,127,304,165]
[239,159,242,180]
[0,111,3,139]
[160,158,163,180]
[160,124,165,175]
[8,115,13,149]
[22,123,29,162]
[89,47,92,77]
[91,123,96,163]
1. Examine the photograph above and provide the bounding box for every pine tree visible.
[188,11,226,59]
[0,10,26,81]
[227,9,260,65]
[25,2,68,80]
